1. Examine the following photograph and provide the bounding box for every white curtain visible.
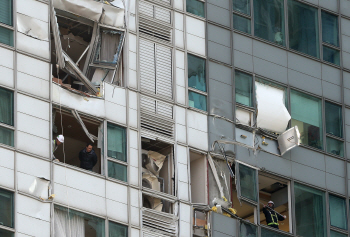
[100,31,120,63]
[54,209,85,237]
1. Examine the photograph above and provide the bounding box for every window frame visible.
[0,0,14,48]
[328,193,348,233]
[0,187,15,236]
[0,87,15,148]
[186,0,206,18]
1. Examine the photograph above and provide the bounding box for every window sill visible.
[0,225,15,234]
[53,161,106,180]
[187,106,208,115]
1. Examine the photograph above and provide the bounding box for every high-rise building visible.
[0,0,349,236]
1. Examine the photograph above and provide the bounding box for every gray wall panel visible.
[257,152,292,178]
[290,147,325,171]
[253,40,288,67]
[344,88,350,106]
[209,79,233,103]
[347,142,350,159]
[341,18,350,37]
[322,81,342,103]
[208,41,231,65]
[209,118,235,154]
[208,24,231,47]
[253,57,288,84]
[209,97,234,120]
[343,71,350,89]
[319,0,338,12]
[342,51,350,70]
[287,52,322,79]
[346,125,350,142]
[288,69,323,96]
[303,0,318,6]
[340,0,350,18]
[292,162,326,189]
[326,173,346,195]
[209,61,232,85]
[325,156,345,177]
[234,50,253,72]
[207,0,230,9]
[342,35,350,54]
[236,145,258,167]
[322,64,342,86]
[212,231,233,237]
[207,3,231,27]
[345,108,350,126]
[212,212,237,236]
[233,33,252,55]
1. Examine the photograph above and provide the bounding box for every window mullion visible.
[319,8,323,61]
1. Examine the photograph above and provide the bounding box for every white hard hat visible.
[57,135,64,143]
[268,201,274,205]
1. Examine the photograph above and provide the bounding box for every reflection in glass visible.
[330,231,348,237]
[233,14,251,34]
[325,102,342,137]
[322,11,339,47]
[108,161,127,182]
[109,221,128,237]
[290,90,323,149]
[240,221,257,237]
[240,164,257,201]
[107,123,126,162]
[0,27,13,47]
[188,54,206,92]
[323,46,340,65]
[294,183,326,237]
[235,71,253,107]
[0,189,14,228]
[188,91,207,111]
[329,195,348,230]
[254,0,285,45]
[326,137,344,157]
[288,0,319,58]
[233,0,250,15]
[186,0,205,18]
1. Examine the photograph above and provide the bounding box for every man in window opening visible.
[262,201,286,229]
[79,143,98,171]
[52,135,64,162]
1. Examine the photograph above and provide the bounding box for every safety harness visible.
[267,211,279,226]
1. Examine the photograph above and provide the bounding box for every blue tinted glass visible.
[326,137,344,157]
[188,91,207,111]
[0,0,13,26]
[107,123,126,162]
[108,161,127,182]
[0,229,13,237]
[0,26,13,47]
[330,231,347,237]
[233,14,251,34]
[323,46,340,65]
[325,102,342,137]
[235,71,253,107]
[329,195,347,230]
[109,221,128,237]
[0,189,14,228]
[240,222,257,237]
[233,0,250,15]
[186,0,205,18]
[0,126,14,147]
[188,54,206,92]
[322,11,339,47]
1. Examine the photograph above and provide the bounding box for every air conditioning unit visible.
[143,195,163,212]
[277,126,300,156]
[142,150,166,176]
[142,170,161,192]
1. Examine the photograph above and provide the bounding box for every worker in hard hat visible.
[52,135,64,162]
[262,201,286,229]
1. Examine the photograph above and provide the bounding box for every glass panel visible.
[0,27,13,47]
[186,0,205,18]
[239,164,257,202]
[240,221,257,237]
[235,71,253,107]
[294,183,326,237]
[326,137,344,157]
[188,54,206,92]
[288,0,319,58]
[253,0,285,46]
[108,161,127,182]
[54,206,105,237]
[330,230,348,237]
[233,0,250,15]
[233,14,251,34]
[261,227,288,237]
[94,30,123,65]
[290,90,323,149]
[323,46,340,66]
[188,91,207,111]
[0,0,12,26]
[322,11,339,47]
[325,102,342,137]
[0,126,14,147]
[0,87,14,126]
[107,123,126,162]
[0,189,14,228]
[329,195,347,230]
[109,221,128,237]
[0,229,14,237]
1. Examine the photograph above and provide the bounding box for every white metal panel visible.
[17,153,50,178]
[129,108,138,128]
[17,213,50,237]
[129,148,139,168]
[188,128,208,151]
[0,65,14,88]
[178,163,188,183]
[0,166,14,189]
[178,181,189,201]
[186,16,205,38]
[104,83,126,106]
[129,91,138,110]
[188,110,208,132]
[106,199,128,222]
[17,53,50,80]
[102,4,124,28]
[17,112,50,139]
[129,50,137,71]
[129,33,137,53]
[17,72,49,99]
[17,131,50,158]
[53,0,103,22]
[175,106,186,125]
[187,33,206,56]
[0,147,14,169]
[129,130,138,149]
[17,194,51,221]
[179,203,191,223]
[174,0,183,10]
[139,0,154,18]
[129,0,136,14]
[174,12,183,31]
[17,33,50,59]
[106,181,128,204]
[17,13,48,41]
[17,0,49,22]
[176,124,186,144]
[131,228,140,237]
[176,85,186,105]
[176,145,188,165]
[129,166,139,186]
[129,14,136,32]
[17,94,50,120]
[0,47,13,68]
[129,69,138,89]
[105,101,127,125]
[175,50,185,69]
[140,39,156,94]
[175,29,184,48]
[130,206,140,226]
[154,5,171,23]
[156,44,172,99]
[179,220,191,237]
[54,165,106,197]
[176,68,185,87]
[130,187,140,207]
[17,172,48,197]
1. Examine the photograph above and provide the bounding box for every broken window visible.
[109,221,128,237]
[53,108,103,174]
[0,0,13,47]
[0,188,14,230]
[325,102,344,157]
[258,173,290,232]
[0,87,14,147]
[188,54,207,111]
[290,90,323,150]
[329,194,347,230]
[54,206,105,237]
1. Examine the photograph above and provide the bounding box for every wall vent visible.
[142,208,177,236]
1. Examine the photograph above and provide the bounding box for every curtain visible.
[100,31,120,63]
[54,209,85,237]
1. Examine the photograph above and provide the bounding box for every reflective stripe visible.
[267,211,279,226]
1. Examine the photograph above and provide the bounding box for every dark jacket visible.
[262,207,285,229]
[79,148,97,170]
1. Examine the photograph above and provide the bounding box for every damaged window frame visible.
[0,0,14,47]
[0,87,14,147]
[0,187,14,235]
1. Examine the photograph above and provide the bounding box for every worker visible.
[262,201,286,229]
[52,135,64,162]
[79,143,98,171]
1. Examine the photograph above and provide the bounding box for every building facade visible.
[0,0,349,236]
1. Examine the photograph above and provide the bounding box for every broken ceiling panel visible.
[71,109,98,143]
[50,3,65,68]
[102,4,125,28]
[17,13,48,41]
